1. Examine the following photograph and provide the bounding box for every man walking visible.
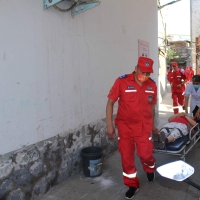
[168,62,186,114]
[106,57,159,199]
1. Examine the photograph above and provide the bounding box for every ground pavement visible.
[38,86,200,200]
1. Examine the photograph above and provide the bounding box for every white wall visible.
[0,0,158,155]
[191,0,200,72]
[158,6,167,103]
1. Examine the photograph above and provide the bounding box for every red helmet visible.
[171,62,178,67]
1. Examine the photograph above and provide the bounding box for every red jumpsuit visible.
[183,67,190,85]
[168,70,186,114]
[189,67,194,82]
[167,71,173,82]
[108,72,157,188]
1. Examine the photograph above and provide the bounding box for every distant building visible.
[166,39,191,68]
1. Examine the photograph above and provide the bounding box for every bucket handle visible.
[88,163,102,171]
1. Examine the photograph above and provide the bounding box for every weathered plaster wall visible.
[0,119,118,199]
[0,0,158,199]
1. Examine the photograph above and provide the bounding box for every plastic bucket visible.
[81,146,103,177]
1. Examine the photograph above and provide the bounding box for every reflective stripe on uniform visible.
[144,162,155,169]
[125,90,137,92]
[123,171,137,178]
[145,90,154,93]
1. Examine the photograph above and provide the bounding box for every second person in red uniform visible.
[183,66,190,85]
[106,57,159,199]
[168,62,186,114]
[189,66,194,82]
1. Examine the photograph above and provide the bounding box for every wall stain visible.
[66,133,76,149]
[87,125,99,145]
[0,120,118,199]
[76,131,80,137]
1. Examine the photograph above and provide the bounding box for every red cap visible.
[171,62,178,67]
[189,66,192,69]
[137,57,154,73]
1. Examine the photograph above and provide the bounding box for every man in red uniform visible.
[168,62,186,114]
[189,66,194,82]
[106,57,159,199]
[183,66,190,85]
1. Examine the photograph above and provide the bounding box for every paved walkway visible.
[39,85,200,200]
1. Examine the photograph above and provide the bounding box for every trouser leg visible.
[177,92,184,106]
[172,92,179,114]
[171,123,188,140]
[136,127,156,173]
[117,126,139,188]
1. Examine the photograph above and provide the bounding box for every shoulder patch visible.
[119,74,127,79]
[147,86,153,90]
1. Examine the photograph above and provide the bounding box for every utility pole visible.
[165,23,167,54]
[158,0,182,10]
[190,0,193,71]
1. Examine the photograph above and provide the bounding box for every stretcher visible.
[153,123,200,161]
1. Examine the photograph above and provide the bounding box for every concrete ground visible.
[39,85,200,200]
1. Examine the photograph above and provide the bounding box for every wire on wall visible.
[53,2,77,12]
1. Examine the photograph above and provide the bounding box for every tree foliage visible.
[166,47,186,65]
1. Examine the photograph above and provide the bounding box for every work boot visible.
[147,172,155,182]
[125,187,139,199]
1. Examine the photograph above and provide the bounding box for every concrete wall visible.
[0,0,158,199]
[158,4,167,103]
[191,0,200,72]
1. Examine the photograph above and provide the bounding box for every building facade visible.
[167,40,191,68]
